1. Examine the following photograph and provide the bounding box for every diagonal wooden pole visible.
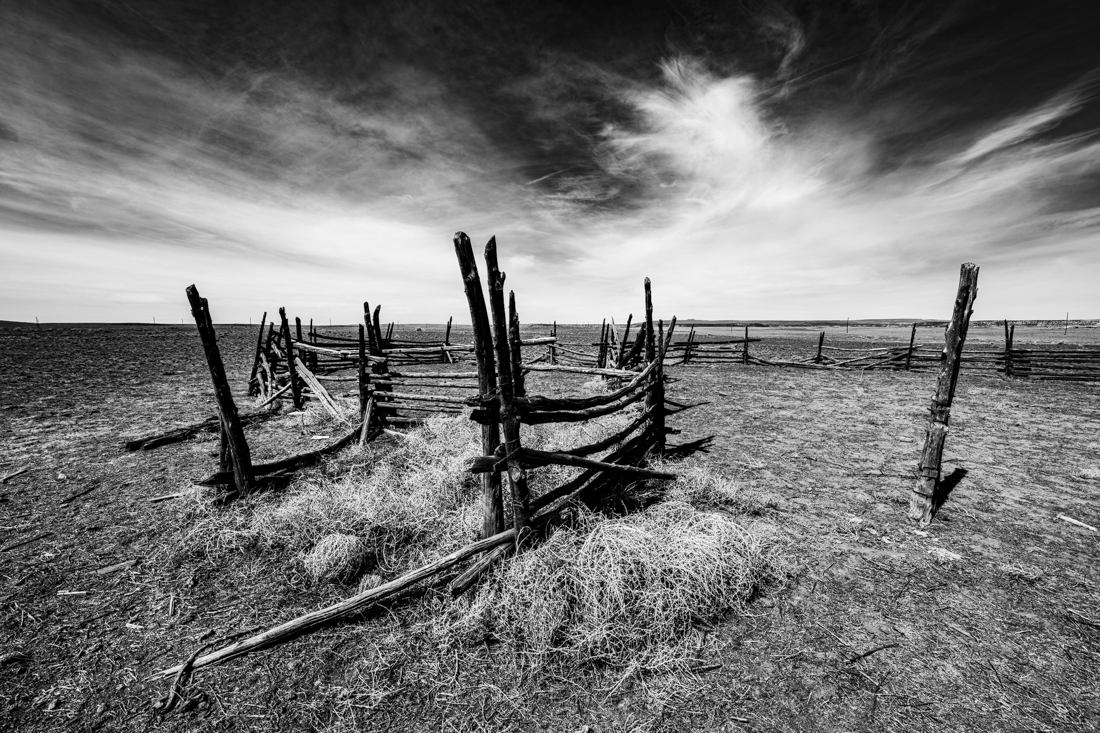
[484,237,531,545]
[910,263,979,524]
[186,285,253,498]
[279,308,303,410]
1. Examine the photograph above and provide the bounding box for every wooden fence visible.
[154,232,691,677]
[1002,321,1100,382]
[697,321,1100,382]
[666,325,761,365]
[449,232,680,587]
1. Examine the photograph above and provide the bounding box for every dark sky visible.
[2,0,1098,321]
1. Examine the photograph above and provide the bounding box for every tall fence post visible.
[372,305,385,353]
[186,285,253,497]
[453,233,504,538]
[247,312,267,396]
[643,278,661,451]
[816,331,825,364]
[363,302,375,355]
[484,237,531,545]
[279,307,303,410]
[597,319,608,368]
[910,263,979,524]
[653,317,667,457]
[743,326,750,364]
[357,324,373,445]
[308,318,318,371]
[508,293,526,397]
[905,323,917,371]
[1003,320,1013,377]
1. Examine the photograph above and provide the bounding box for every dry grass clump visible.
[661,463,767,510]
[303,533,372,584]
[172,410,642,571]
[450,500,783,671]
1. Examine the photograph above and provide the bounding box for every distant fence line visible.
[660,321,1100,382]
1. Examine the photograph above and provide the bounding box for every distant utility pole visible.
[1065,312,1069,335]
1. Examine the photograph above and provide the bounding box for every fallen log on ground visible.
[196,422,372,485]
[152,525,520,678]
[124,411,276,451]
[466,446,675,479]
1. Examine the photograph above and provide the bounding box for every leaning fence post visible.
[508,292,526,398]
[247,312,267,395]
[905,323,917,371]
[910,263,979,524]
[186,285,254,497]
[617,315,633,368]
[443,316,454,363]
[485,237,531,545]
[453,233,504,538]
[279,307,303,410]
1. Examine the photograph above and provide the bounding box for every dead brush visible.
[302,533,372,584]
[448,499,784,672]
[168,409,642,574]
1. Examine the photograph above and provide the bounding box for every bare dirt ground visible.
[1,323,1098,732]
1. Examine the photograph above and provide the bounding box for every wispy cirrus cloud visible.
[1,2,1098,323]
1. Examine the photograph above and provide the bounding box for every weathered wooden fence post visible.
[279,307,303,410]
[247,311,268,396]
[910,263,979,524]
[1003,320,1014,377]
[653,316,668,457]
[443,316,454,363]
[905,323,917,371]
[357,324,373,445]
[259,323,277,398]
[372,306,385,353]
[363,302,375,354]
[643,278,662,452]
[453,233,504,538]
[307,318,318,371]
[508,292,526,397]
[815,331,825,364]
[186,285,254,497]
[743,326,750,364]
[597,319,608,368]
[485,237,532,545]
